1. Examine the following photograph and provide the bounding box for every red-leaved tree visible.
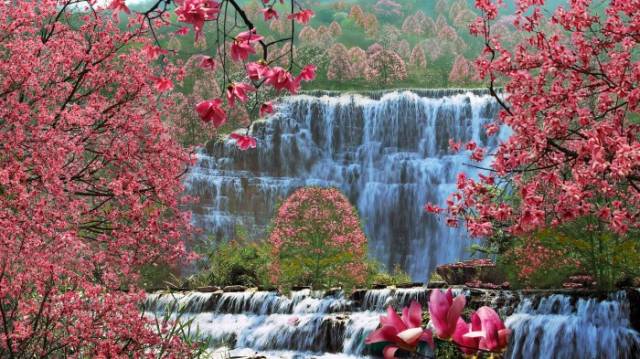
[431,1,640,239]
[0,1,196,356]
[269,188,367,289]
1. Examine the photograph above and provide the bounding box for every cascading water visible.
[145,288,640,358]
[185,89,506,280]
[145,287,429,358]
[505,292,640,359]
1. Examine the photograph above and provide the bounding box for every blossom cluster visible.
[366,288,510,358]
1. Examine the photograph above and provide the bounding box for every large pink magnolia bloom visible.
[464,306,511,352]
[452,318,480,355]
[365,301,434,359]
[175,0,220,41]
[428,288,466,339]
[196,98,226,127]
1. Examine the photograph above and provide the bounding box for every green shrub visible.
[195,234,272,288]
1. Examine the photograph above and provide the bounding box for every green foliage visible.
[497,217,640,290]
[195,229,272,287]
[139,263,181,291]
[149,294,212,357]
[365,262,412,286]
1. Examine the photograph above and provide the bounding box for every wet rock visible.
[426,280,447,288]
[371,283,388,289]
[436,259,506,286]
[257,285,278,292]
[197,286,221,292]
[223,285,248,292]
[324,287,343,297]
[396,282,424,288]
[291,285,312,291]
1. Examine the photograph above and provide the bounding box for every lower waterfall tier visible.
[145,287,640,358]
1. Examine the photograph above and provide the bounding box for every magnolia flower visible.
[264,67,300,93]
[175,0,220,41]
[365,301,434,359]
[259,101,274,117]
[428,288,466,339]
[261,6,278,20]
[463,306,511,352]
[198,56,216,70]
[226,82,254,107]
[230,29,264,62]
[230,133,257,150]
[246,61,270,81]
[287,9,314,25]
[297,64,317,82]
[195,98,226,127]
[452,318,480,355]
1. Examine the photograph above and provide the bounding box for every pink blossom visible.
[365,301,434,359]
[226,82,254,107]
[152,77,173,92]
[175,0,220,41]
[175,27,190,35]
[464,307,511,352]
[452,318,480,355]
[231,29,264,62]
[108,0,130,17]
[246,61,270,80]
[287,9,314,25]
[260,101,274,117]
[428,288,466,339]
[196,98,226,127]
[264,66,300,93]
[261,7,279,21]
[142,45,168,60]
[297,64,317,82]
[198,56,216,70]
[230,133,257,150]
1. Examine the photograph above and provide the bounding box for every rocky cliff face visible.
[184,89,506,281]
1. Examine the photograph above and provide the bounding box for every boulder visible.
[223,285,248,292]
[197,286,221,292]
[436,259,506,286]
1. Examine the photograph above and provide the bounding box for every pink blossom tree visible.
[0,1,196,356]
[365,49,408,85]
[448,55,473,84]
[349,5,366,26]
[433,1,640,253]
[349,47,369,79]
[329,21,343,37]
[327,44,354,81]
[409,46,427,71]
[268,188,368,289]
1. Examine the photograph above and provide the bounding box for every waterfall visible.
[185,89,506,280]
[505,291,640,359]
[145,288,640,358]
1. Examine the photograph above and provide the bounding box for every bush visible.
[195,232,272,287]
[268,187,368,290]
[498,217,640,289]
[366,262,412,286]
